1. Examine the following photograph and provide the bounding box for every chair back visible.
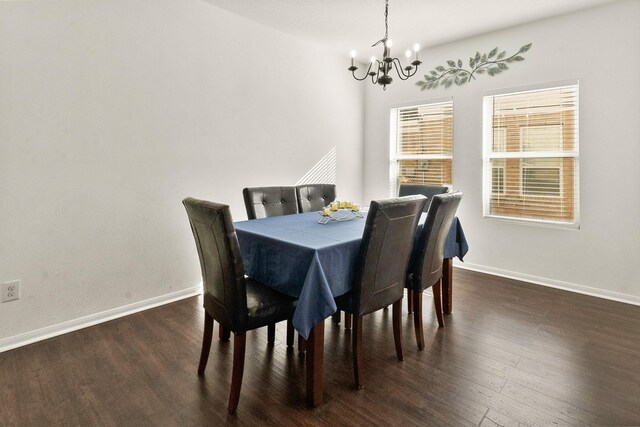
[242,186,298,220]
[351,195,426,316]
[398,184,449,210]
[410,192,462,291]
[295,184,337,212]
[183,197,248,331]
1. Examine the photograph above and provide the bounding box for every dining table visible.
[233,210,468,407]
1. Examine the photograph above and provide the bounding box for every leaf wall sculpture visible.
[416,43,532,91]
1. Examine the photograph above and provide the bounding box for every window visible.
[483,84,579,226]
[390,100,453,195]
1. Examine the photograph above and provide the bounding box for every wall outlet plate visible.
[2,280,20,302]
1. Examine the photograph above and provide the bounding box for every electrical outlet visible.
[2,280,20,303]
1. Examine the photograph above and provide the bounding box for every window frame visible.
[482,81,580,229]
[389,98,454,197]
[491,162,505,196]
[520,160,563,198]
[518,124,564,198]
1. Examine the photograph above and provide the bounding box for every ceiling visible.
[203,0,616,60]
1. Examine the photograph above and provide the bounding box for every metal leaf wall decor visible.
[416,43,532,90]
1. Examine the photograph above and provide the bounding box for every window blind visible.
[484,84,579,225]
[393,101,453,192]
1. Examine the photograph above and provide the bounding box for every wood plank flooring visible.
[2,269,640,426]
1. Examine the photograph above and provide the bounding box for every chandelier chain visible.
[384,0,389,39]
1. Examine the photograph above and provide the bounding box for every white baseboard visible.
[0,285,202,354]
[455,261,640,307]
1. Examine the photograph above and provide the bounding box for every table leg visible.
[442,258,453,314]
[306,321,324,407]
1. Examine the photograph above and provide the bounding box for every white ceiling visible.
[203,0,616,60]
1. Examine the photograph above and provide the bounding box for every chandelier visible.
[348,0,422,90]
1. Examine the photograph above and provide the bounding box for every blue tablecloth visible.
[234,212,468,339]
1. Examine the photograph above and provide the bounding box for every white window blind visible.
[483,84,579,226]
[391,101,453,195]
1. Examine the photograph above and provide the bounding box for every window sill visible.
[483,214,580,230]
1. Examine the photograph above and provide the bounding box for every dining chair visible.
[398,184,452,312]
[398,184,449,210]
[295,184,337,212]
[182,197,297,414]
[297,183,339,341]
[335,195,426,389]
[242,186,299,343]
[405,192,462,350]
[242,186,298,220]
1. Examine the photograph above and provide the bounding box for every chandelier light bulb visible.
[385,39,393,47]
[371,56,377,64]
[413,43,420,52]
[405,50,412,58]
[349,50,357,68]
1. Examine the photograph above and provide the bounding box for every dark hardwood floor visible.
[2,269,640,426]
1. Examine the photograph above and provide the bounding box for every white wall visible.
[0,0,364,346]
[363,0,640,302]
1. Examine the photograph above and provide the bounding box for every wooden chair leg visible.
[392,300,404,361]
[433,280,445,327]
[267,323,276,345]
[198,312,214,375]
[219,324,230,342]
[331,311,341,324]
[228,333,246,414]
[407,289,414,314]
[442,257,453,314]
[298,334,306,353]
[344,313,352,330]
[286,319,294,348]
[413,290,425,350]
[352,315,364,389]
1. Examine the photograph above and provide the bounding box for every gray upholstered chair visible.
[398,184,449,210]
[183,197,297,414]
[295,184,337,212]
[242,186,300,344]
[335,195,426,389]
[405,192,462,349]
[242,186,298,220]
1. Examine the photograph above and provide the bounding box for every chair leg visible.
[219,324,230,342]
[286,319,294,348]
[413,290,425,350]
[407,290,414,314]
[298,334,306,353]
[392,300,404,361]
[332,311,341,324]
[433,280,445,327]
[228,333,246,415]
[352,315,364,389]
[267,323,276,345]
[198,312,214,375]
[344,313,352,330]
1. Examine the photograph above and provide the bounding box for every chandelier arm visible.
[350,61,375,81]
[391,59,411,80]
[395,58,421,80]
[351,70,370,81]
[371,62,381,84]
